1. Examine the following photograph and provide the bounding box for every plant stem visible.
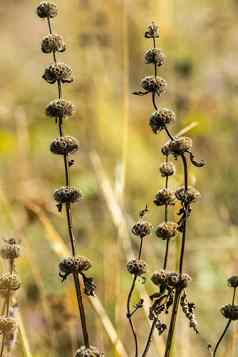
[127,276,139,357]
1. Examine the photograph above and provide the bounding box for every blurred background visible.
[0,0,238,356]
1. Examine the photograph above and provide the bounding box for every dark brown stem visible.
[127,276,139,357]
[179,154,188,275]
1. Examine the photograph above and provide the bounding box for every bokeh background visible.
[0,0,238,356]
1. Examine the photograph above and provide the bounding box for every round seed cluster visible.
[175,186,201,204]
[0,317,16,335]
[141,76,167,95]
[131,221,152,239]
[54,186,82,204]
[144,48,166,66]
[144,22,160,38]
[59,256,92,274]
[0,239,20,260]
[162,137,192,156]
[50,136,79,155]
[159,162,175,177]
[154,188,176,206]
[36,1,58,18]
[127,259,147,276]
[75,346,103,357]
[43,63,73,84]
[228,276,238,288]
[46,99,74,119]
[151,270,167,286]
[149,109,176,134]
[0,273,21,292]
[156,222,178,240]
[41,34,65,54]
[221,304,238,320]
[166,272,191,289]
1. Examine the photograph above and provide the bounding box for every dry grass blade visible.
[17,312,33,357]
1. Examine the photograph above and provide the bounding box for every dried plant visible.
[0,238,21,357]
[128,21,205,357]
[36,2,103,356]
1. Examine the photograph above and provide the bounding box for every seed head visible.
[41,34,65,53]
[54,186,82,204]
[145,22,160,38]
[131,221,152,239]
[175,186,201,204]
[156,222,178,240]
[59,256,92,274]
[0,239,20,260]
[151,270,168,286]
[50,136,79,155]
[46,99,74,119]
[167,272,191,289]
[0,273,21,291]
[149,109,176,134]
[127,259,147,276]
[144,48,166,66]
[221,304,238,320]
[154,188,176,206]
[43,63,73,84]
[159,162,175,177]
[228,276,238,288]
[36,2,58,18]
[141,76,167,94]
[75,346,103,357]
[162,137,192,156]
[0,318,16,335]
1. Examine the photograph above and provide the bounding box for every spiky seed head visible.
[156,222,178,240]
[144,48,166,66]
[42,63,73,84]
[50,136,79,155]
[41,34,65,53]
[151,270,168,286]
[127,259,147,276]
[167,272,191,289]
[162,137,192,157]
[159,162,175,177]
[144,22,160,38]
[54,187,82,204]
[75,346,103,357]
[221,305,238,320]
[228,276,238,288]
[59,256,92,274]
[175,186,201,204]
[74,257,92,273]
[36,2,58,18]
[131,221,152,239]
[0,273,21,291]
[0,318,16,335]
[149,109,176,134]
[46,99,74,119]
[154,188,176,206]
[0,239,20,260]
[141,76,167,94]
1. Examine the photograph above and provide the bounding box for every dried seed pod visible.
[50,136,79,155]
[228,276,238,288]
[127,259,147,276]
[141,76,167,94]
[154,188,176,206]
[167,272,191,289]
[144,48,166,66]
[151,270,168,286]
[144,22,160,38]
[41,34,65,53]
[46,99,74,119]
[156,222,178,240]
[221,304,238,320]
[149,109,176,134]
[175,186,201,204]
[36,1,58,18]
[43,63,73,84]
[75,346,103,357]
[0,239,20,260]
[159,162,175,177]
[131,221,152,239]
[162,137,192,156]
[54,186,82,204]
[0,273,21,291]
[0,317,16,335]
[59,256,92,274]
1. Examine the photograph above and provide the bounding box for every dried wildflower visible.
[59,256,92,281]
[151,270,168,286]
[144,22,160,38]
[228,276,238,288]
[156,222,178,240]
[0,273,21,291]
[162,137,192,156]
[149,109,176,134]
[41,34,65,53]
[54,186,82,204]
[131,221,152,238]
[159,162,175,177]
[43,63,73,84]
[221,304,238,320]
[154,188,176,206]
[50,136,79,155]
[175,186,201,204]
[0,317,16,335]
[46,99,74,119]
[144,48,166,66]
[141,76,167,94]
[75,346,103,357]
[167,272,191,289]
[36,1,58,18]
[181,293,198,333]
[127,259,147,276]
[0,239,20,260]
